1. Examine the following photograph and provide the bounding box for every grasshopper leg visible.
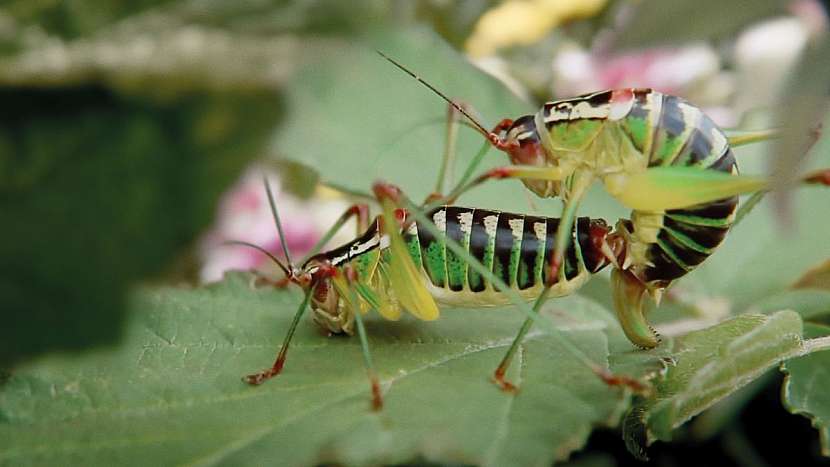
[342,265,384,411]
[244,288,314,385]
[491,172,594,390]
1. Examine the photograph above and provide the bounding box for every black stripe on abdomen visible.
[467,208,497,292]
[518,215,544,290]
[493,213,521,287]
[444,206,469,292]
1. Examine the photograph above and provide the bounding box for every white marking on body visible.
[533,221,547,279]
[533,221,546,243]
[432,209,446,232]
[458,211,473,236]
[609,96,634,120]
[707,120,728,152]
[679,103,701,138]
[508,218,524,244]
[482,214,499,291]
[483,215,498,237]
[570,101,610,120]
[548,104,571,121]
[350,236,379,257]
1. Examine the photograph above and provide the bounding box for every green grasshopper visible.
[378,52,829,355]
[228,175,630,410]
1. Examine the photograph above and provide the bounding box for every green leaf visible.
[608,0,788,51]
[624,311,804,456]
[781,323,830,457]
[272,27,582,215]
[0,3,301,364]
[0,272,652,466]
[749,290,830,321]
[0,87,281,366]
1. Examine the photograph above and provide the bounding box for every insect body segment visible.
[404,207,610,307]
[377,53,763,349]
[232,181,619,408]
[497,89,747,347]
[307,206,613,329]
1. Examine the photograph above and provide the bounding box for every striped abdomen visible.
[403,206,609,305]
[617,90,738,285]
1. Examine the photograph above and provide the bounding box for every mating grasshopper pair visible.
[228,54,829,410]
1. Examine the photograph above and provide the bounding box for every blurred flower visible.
[552,42,735,124]
[732,13,819,117]
[465,0,606,57]
[789,0,829,39]
[549,1,827,126]
[199,166,349,283]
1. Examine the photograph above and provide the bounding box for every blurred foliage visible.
[0,85,281,366]
[771,38,830,219]
[1,0,830,464]
[607,0,790,51]
[0,0,390,366]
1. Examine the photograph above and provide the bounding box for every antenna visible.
[222,240,290,277]
[263,176,295,269]
[376,50,496,141]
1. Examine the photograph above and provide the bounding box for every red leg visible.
[804,168,830,186]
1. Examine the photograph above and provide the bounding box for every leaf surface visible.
[622,311,804,459]
[0,273,645,466]
[781,323,830,456]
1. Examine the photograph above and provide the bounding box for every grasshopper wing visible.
[379,200,440,321]
[606,166,767,211]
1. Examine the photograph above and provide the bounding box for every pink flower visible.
[199,167,345,283]
[552,43,726,100]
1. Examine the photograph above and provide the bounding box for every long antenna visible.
[263,176,295,269]
[222,240,290,277]
[376,50,493,140]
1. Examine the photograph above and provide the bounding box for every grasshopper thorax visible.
[298,256,353,335]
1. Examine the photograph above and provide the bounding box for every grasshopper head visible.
[496,115,562,198]
[501,115,545,165]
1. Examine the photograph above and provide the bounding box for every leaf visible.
[0,0,372,364]
[781,323,830,457]
[608,0,788,51]
[748,290,830,321]
[0,272,654,466]
[272,27,569,214]
[623,311,804,456]
[0,86,281,366]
